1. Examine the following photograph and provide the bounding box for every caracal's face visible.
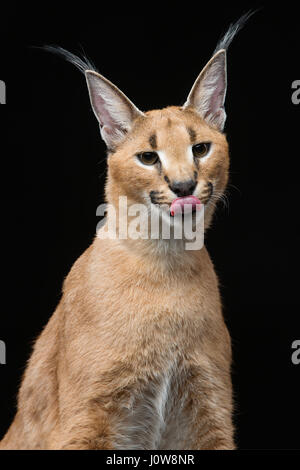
[107,106,229,226]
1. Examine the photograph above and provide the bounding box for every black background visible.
[0,2,299,450]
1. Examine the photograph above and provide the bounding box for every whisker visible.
[227,183,242,195]
[209,189,230,213]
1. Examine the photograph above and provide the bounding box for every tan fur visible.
[0,106,234,450]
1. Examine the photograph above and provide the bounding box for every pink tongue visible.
[170,196,202,216]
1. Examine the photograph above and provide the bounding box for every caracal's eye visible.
[137,151,159,166]
[192,142,211,159]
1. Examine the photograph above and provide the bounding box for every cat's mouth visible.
[149,191,202,216]
[170,196,202,217]
[149,183,213,212]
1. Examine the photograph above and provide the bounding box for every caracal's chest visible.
[112,350,194,450]
[88,243,218,449]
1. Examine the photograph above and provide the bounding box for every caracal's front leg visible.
[187,357,235,450]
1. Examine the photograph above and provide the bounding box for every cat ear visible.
[85,70,144,149]
[183,49,227,131]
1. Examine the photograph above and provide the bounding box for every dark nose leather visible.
[169,179,197,197]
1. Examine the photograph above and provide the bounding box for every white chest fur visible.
[113,361,191,450]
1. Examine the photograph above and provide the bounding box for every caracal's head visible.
[84,48,229,229]
[47,14,253,232]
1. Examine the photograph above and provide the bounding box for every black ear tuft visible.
[213,9,259,54]
[41,45,97,74]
